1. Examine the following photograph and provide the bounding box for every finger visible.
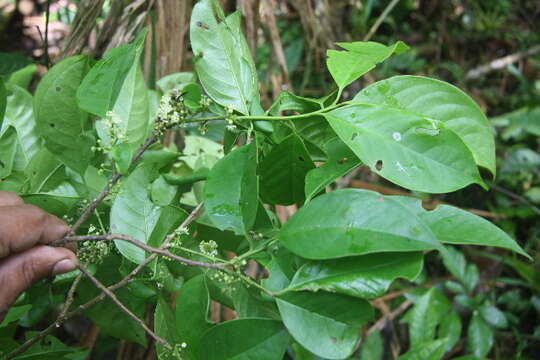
[0,191,24,207]
[0,204,70,258]
[0,246,78,321]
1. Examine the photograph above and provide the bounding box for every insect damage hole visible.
[375,160,383,171]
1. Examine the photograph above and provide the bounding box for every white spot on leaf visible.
[392,132,402,141]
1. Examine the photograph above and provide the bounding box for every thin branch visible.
[466,44,540,80]
[56,233,226,269]
[57,271,84,323]
[70,131,159,234]
[366,300,412,336]
[363,0,401,41]
[4,204,204,359]
[491,183,540,216]
[77,265,169,347]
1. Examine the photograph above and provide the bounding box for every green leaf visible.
[288,252,423,299]
[326,41,408,93]
[359,331,383,360]
[204,142,258,235]
[111,142,133,175]
[467,313,494,358]
[7,63,37,89]
[77,31,146,118]
[354,76,496,174]
[438,309,462,352]
[259,134,315,205]
[304,138,360,201]
[277,189,441,260]
[479,304,508,329]
[24,148,64,193]
[440,246,468,285]
[0,77,6,127]
[155,297,179,360]
[110,165,161,263]
[176,275,211,359]
[23,181,81,217]
[0,126,17,178]
[415,203,530,259]
[190,0,259,115]
[0,52,32,76]
[34,55,93,174]
[324,103,485,193]
[0,304,32,328]
[231,283,279,319]
[277,291,373,359]
[157,72,197,93]
[1,84,41,170]
[398,339,447,360]
[200,318,289,360]
[407,288,439,347]
[151,175,177,206]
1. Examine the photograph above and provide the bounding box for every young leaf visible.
[34,55,93,174]
[277,189,441,260]
[288,252,423,299]
[354,76,496,174]
[479,304,508,329]
[0,126,17,178]
[467,313,494,358]
[110,165,161,263]
[204,142,258,235]
[200,318,289,360]
[176,275,211,359]
[259,134,315,205]
[276,291,373,359]
[1,84,41,172]
[304,138,360,201]
[438,309,462,352]
[190,0,259,115]
[324,103,485,193]
[406,288,439,347]
[326,41,408,95]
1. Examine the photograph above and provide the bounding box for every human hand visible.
[0,191,78,322]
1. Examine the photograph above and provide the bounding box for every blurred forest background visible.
[0,0,539,359]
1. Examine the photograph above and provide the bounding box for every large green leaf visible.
[110,165,161,263]
[77,31,145,118]
[354,76,495,174]
[398,339,447,360]
[1,84,41,170]
[190,0,259,115]
[0,53,32,76]
[259,134,315,205]
[277,291,373,359]
[288,252,423,299]
[467,313,494,358]
[326,41,409,94]
[204,142,258,235]
[324,104,485,193]
[0,77,6,127]
[393,196,530,259]
[304,138,360,201]
[24,148,64,193]
[200,318,289,360]
[176,275,211,360]
[277,189,442,260]
[34,55,93,174]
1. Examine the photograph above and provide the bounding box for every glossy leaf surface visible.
[354,76,495,174]
[277,291,373,359]
[325,104,485,193]
[278,189,441,259]
[288,252,423,299]
[204,143,258,235]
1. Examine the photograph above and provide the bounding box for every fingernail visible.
[52,259,77,276]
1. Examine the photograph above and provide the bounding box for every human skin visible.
[0,191,78,322]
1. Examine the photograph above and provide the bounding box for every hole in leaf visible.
[49,123,55,128]
[421,200,437,211]
[196,21,209,30]
[330,337,337,343]
[55,86,61,92]
[298,156,305,162]
[351,133,358,141]
[375,160,383,171]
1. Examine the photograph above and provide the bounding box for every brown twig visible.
[77,265,169,347]
[367,300,412,336]
[56,271,84,323]
[466,44,540,80]
[55,233,226,269]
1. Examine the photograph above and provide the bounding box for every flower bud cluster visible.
[78,239,111,265]
[155,90,187,133]
[160,342,188,359]
[199,240,218,257]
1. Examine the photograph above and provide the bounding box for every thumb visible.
[0,246,78,319]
